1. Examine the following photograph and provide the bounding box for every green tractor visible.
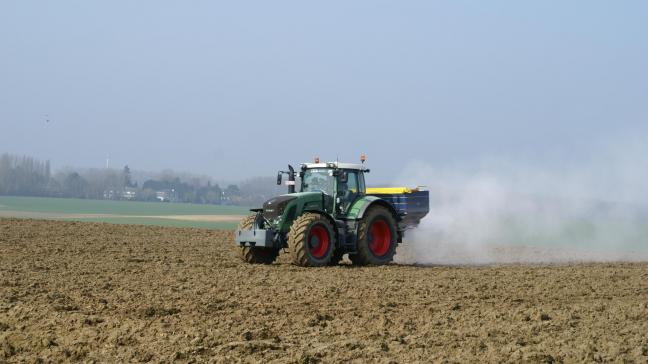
[234,160,429,266]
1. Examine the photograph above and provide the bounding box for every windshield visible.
[301,169,335,195]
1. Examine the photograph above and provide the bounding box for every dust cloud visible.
[394,137,648,265]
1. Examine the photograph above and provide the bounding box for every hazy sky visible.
[1,1,646,182]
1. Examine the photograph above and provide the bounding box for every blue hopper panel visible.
[366,190,429,229]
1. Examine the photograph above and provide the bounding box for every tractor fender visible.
[348,196,400,222]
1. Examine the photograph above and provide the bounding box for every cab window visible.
[338,170,359,212]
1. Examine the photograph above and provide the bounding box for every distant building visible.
[122,187,137,200]
[155,189,176,202]
[156,190,169,202]
[103,187,138,200]
[103,189,117,200]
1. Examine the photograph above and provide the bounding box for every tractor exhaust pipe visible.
[287,165,295,194]
[277,165,297,194]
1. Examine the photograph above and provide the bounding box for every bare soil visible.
[1,218,647,363]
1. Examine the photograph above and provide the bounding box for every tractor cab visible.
[299,162,368,216]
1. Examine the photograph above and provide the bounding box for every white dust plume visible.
[393,138,648,265]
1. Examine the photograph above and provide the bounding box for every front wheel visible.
[351,206,398,266]
[288,213,336,267]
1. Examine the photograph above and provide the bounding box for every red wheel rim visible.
[308,224,330,258]
[368,219,391,256]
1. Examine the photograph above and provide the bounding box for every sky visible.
[1,1,647,182]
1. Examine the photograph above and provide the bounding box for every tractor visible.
[234,158,429,266]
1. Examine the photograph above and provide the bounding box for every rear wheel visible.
[238,214,278,264]
[351,206,397,266]
[288,213,335,267]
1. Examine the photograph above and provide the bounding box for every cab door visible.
[337,170,360,215]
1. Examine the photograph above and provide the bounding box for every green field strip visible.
[0,196,252,215]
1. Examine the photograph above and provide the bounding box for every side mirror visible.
[339,171,348,183]
[276,172,282,185]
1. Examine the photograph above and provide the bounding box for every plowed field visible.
[1,218,647,363]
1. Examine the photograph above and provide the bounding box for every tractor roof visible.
[301,161,367,171]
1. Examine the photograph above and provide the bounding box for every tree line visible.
[0,153,283,206]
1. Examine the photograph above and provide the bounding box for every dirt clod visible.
[141,307,180,318]
[540,313,552,321]
[241,331,253,341]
